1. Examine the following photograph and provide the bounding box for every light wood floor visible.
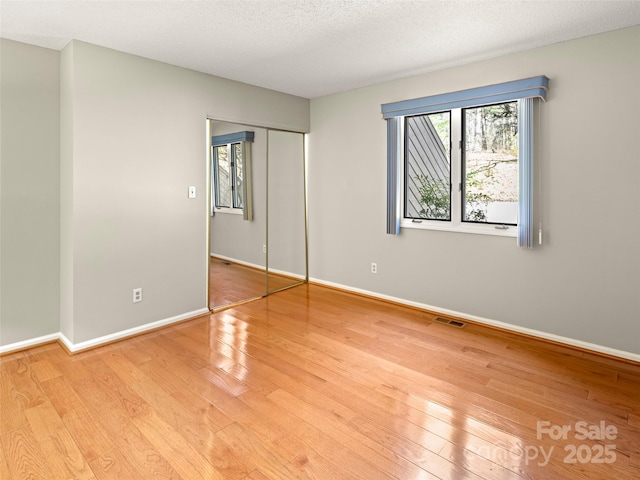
[1,284,639,479]
[209,257,303,309]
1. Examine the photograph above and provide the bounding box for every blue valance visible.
[212,131,254,146]
[381,76,549,119]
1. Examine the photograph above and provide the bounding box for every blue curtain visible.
[386,117,401,235]
[517,98,534,248]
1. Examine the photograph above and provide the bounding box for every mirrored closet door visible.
[208,120,307,311]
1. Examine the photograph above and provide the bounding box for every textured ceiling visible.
[1,0,640,98]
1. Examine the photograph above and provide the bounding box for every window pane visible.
[215,145,231,207]
[405,112,451,220]
[233,143,243,209]
[463,102,518,224]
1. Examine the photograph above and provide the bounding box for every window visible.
[383,76,548,247]
[211,131,254,219]
[404,103,519,227]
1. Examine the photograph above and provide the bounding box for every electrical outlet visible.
[371,262,377,274]
[263,244,267,254]
[133,288,142,303]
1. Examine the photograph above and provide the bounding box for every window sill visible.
[213,207,243,216]
[400,219,517,237]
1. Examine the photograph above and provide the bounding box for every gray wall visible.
[0,39,60,345]
[61,40,309,344]
[1,38,309,349]
[308,26,640,356]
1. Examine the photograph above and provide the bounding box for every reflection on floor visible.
[209,256,302,309]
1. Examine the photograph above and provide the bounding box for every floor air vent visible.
[434,317,466,328]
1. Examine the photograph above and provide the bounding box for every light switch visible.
[188,186,196,198]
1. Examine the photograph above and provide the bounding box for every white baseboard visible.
[1,308,210,355]
[268,267,306,281]
[310,277,640,364]
[211,253,305,280]
[211,253,265,271]
[0,333,60,355]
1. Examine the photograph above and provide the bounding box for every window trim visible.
[400,107,516,238]
[212,142,243,213]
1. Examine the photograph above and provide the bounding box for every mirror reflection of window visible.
[211,131,254,217]
[233,143,244,209]
[213,144,231,208]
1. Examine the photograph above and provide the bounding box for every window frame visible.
[400,105,517,237]
[403,110,452,222]
[212,141,244,215]
[461,102,519,227]
[210,130,254,219]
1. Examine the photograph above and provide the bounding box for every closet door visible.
[267,129,306,293]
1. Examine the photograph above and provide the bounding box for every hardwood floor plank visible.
[132,409,225,480]
[0,432,11,479]
[28,359,62,383]
[144,336,255,421]
[238,388,386,480]
[103,345,251,478]
[39,375,115,462]
[245,469,271,480]
[273,431,364,480]
[24,401,95,479]
[132,349,186,395]
[89,448,141,480]
[1,427,53,479]
[5,355,48,410]
[240,388,392,480]
[46,352,183,479]
[216,422,308,480]
[0,358,28,434]
[587,387,640,416]
[266,387,436,479]
[199,365,252,397]
[127,377,246,479]
[98,349,153,387]
[484,361,591,400]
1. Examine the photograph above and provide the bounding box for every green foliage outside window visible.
[416,176,450,220]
